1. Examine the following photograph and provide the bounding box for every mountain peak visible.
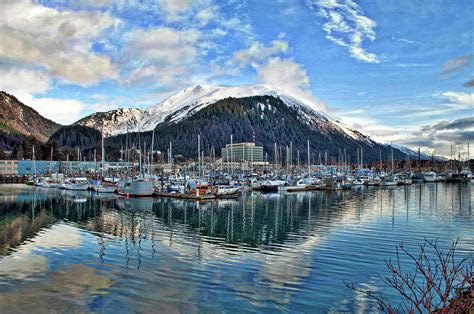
[139,84,324,132]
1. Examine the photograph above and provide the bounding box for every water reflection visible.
[0,184,472,312]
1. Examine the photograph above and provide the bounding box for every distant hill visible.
[0,91,61,142]
[0,91,62,159]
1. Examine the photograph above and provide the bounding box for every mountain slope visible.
[62,95,403,163]
[0,91,61,142]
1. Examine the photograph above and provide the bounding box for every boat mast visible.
[50,146,53,176]
[390,142,394,174]
[198,134,201,178]
[77,147,80,176]
[150,129,155,177]
[230,134,233,177]
[32,145,36,177]
[307,140,310,177]
[101,132,105,178]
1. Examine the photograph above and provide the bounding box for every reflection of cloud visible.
[0,264,113,312]
[29,223,83,249]
[0,223,83,279]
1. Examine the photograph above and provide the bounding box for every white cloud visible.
[195,6,217,26]
[440,91,474,107]
[338,116,402,142]
[256,57,328,112]
[307,0,379,63]
[0,0,119,86]
[0,65,50,97]
[160,0,192,14]
[122,27,201,86]
[23,96,86,125]
[232,40,289,67]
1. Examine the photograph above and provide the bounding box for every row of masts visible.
[30,132,471,178]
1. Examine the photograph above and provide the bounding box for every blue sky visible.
[0,0,472,156]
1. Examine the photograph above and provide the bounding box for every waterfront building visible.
[221,142,264,163]
[16,160,132,175]
[0,160,18,175]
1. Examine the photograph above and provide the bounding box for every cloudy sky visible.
[0,0,472,157]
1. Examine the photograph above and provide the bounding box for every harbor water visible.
[0,183,472,312]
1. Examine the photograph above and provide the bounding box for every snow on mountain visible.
[74,108,143,137]
[140,84,322,130]
[75,84,372,144]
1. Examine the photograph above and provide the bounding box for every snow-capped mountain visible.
[140,84,321,130]
[76,84,369,143]
[74,108,143,137]
[51,84,409,162]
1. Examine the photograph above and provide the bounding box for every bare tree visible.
[345,238,472,313]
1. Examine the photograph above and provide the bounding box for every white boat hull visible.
[63,183,90,191]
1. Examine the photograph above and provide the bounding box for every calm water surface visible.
[0,183,472,312]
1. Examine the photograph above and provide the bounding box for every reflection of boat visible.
[62,189,90,200]
[73,196,87,203]
[116,197,154,211]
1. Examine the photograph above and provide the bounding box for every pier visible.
[0,175,29,184]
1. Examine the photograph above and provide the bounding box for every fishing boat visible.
[253,180,282,193]
[33,177,44,187]
[286,179,315,192]
[380,175,398,186]
[213,185,240,198]
[397,175,412,185]
[423,171,437,182]
[95,184,117,193]
[367,176,381,186]
[352,177,366,186]
[63,177,90,191]
[41,178,59,188]
[117,178,154,197]
[412,173,425,183]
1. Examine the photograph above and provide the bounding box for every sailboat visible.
[117,142,153,197]
[94,133,117,193]
[63,148,89,191]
